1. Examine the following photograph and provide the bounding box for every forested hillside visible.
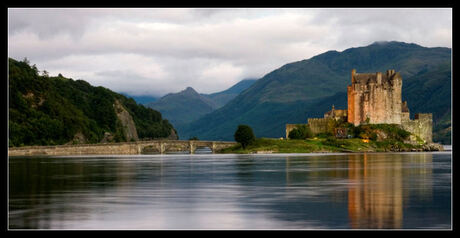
[9,58,176,147]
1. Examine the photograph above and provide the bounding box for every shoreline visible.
[218,138,445,154]
[7,138,447,157]
[9,149,451,158]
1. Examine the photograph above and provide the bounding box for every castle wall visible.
[401,112,410,122]
[347,85,355,124]
[307,118,335,135]
[401,113,433,143]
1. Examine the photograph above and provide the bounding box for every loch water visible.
[8,151,451,230]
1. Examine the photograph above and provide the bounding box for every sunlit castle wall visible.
[347,69,402,126]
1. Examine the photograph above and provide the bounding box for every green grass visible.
[220,137,423,154]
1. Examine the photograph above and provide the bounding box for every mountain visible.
[145,79,257,139]
[146,87,218,136]
[180,41,451,144]
[202,79,257,108]
[8,58,176,147]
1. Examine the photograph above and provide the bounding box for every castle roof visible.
[352,70,400,84]
[324,105,347,119]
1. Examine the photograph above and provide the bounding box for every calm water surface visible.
[9,152,451,229]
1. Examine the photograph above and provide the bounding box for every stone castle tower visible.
[347,69,402,125]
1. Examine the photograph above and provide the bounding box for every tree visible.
[288,128,303,139]
[234,125,255,149]
[22,57,30,65]
[288,124,313,139]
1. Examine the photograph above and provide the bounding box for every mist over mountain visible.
[180,41,451,144]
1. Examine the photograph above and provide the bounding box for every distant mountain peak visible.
[369,41,422,48]
[146,86,218,128]
[371,40,395,45]
[181,86,199,95]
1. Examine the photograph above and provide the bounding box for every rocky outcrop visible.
[167,128,178,140]
[22,91,45,108]
[113,99,139,141]
[421,143,444,151]
[100,132,114,143]
[65,132,87,145]
[385,141,444,152]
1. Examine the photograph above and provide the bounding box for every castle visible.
[286,69,433,143]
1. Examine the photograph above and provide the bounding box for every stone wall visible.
[401,113,433,143]
[307,118,335,135]
[8,140,238,156]
[401,112,410,122]
[8,142,141,156]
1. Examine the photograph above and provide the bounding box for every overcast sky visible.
[8,8,452,97]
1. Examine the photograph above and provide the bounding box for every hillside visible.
[402,61,452,144]
[203,79,257,108]
[146,87,218,133]
[146,80,257,139]
[8,58,176,147]
[181,41,451,144]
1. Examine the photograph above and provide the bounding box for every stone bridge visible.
[8,140,238,156]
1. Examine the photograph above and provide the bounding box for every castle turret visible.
[376,72,382,84]
[351,69,356,83]
[401,101,410,122]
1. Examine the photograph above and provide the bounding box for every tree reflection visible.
[9,157,142,229]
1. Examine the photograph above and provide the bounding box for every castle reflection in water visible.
[347,153,433,229]
[285,153,434,229]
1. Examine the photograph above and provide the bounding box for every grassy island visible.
[222,123,444,154]
[220,137,442,154]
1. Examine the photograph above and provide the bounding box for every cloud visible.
[8,8,452,97]
[311,8,452,50]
